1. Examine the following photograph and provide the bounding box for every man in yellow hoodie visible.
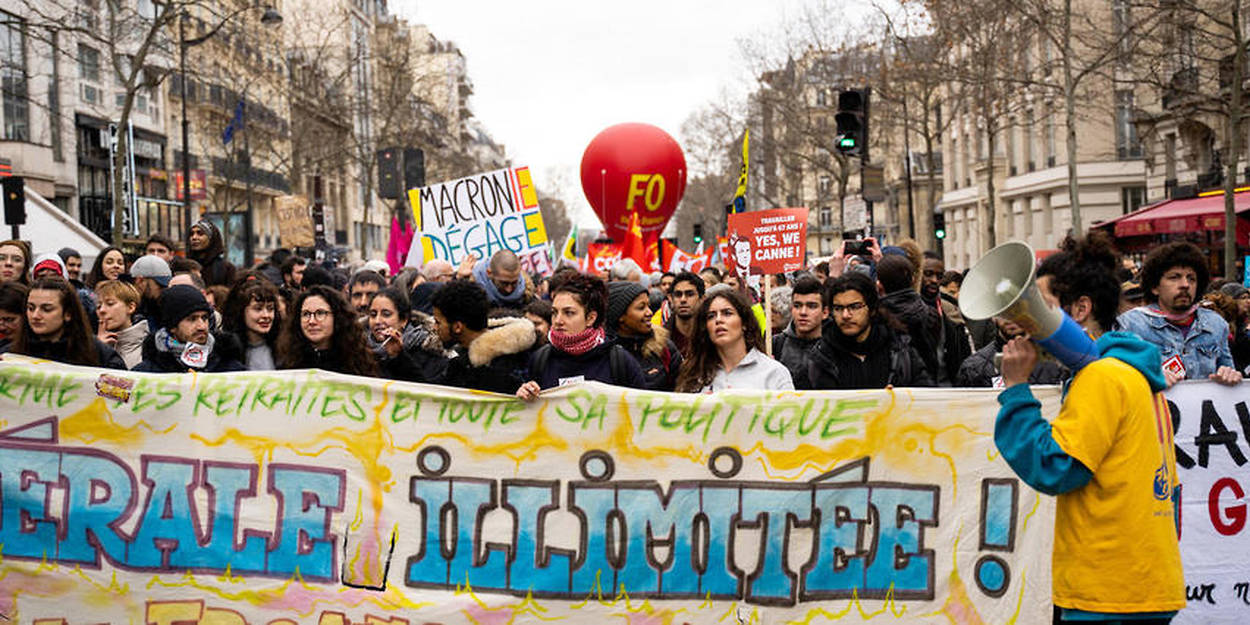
[996,233,1184,623]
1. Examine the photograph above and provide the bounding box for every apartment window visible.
[1164,133,1177,180]
[816,89,827,107]
[819,206,832,228]
[1112,0,1132,62]
[1044,113,1056,166]
[78,44,100,82]
[818,175,832,197]
[1006,117,1016,172]
[1121,186,1146,215]
[1,11,28,141]
[1116,90,1142,159]
[1024,110,1035,171]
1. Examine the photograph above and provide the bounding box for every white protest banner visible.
[1168,380,1250,624]
[405,166,551,274]
[0,355,1239,624]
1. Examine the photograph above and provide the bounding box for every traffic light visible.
[2,176,24,226]
[376,147,400,199]
[835,88,869,158]
[934,212,946,240]
[403,147,425,190]
[692,223,703,244]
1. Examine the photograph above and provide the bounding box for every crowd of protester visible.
[0,225,1245,395]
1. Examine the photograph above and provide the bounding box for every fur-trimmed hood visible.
[467,316,536,366]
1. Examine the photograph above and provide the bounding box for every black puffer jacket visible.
[442,316,536,394]
[771,326,821,390]
[955,336,1068,388]
[808,320,934,390]
[614,325,683,392]
[18,335,127,369]
[881,289,942,376]
[132,330,247,373]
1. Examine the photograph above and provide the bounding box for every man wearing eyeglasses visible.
[808,272,933,390]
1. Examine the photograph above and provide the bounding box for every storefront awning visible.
[1100,191,1250,244]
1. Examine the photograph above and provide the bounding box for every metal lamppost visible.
[179,5,282,238]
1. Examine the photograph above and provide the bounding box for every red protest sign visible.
[726,208,809,276]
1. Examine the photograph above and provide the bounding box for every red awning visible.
[1106,191,1250,244]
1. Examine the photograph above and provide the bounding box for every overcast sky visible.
[391,0,829,227]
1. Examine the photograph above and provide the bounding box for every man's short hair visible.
[146,234,178,252]
[671,271,706,297]
[814,261,830,275]
[609,258,643,281]
[773,272,789,286]
[876,255,914,293]
[941,270,963,287]
[923,250,943,261]
[172,271,207,291]
[489,249,520,272]
[791,275,827,307]
[348,269,387,291]
[1139,241,1209,304]
[699,266,722,282]
[281,256,307,276]
[169,256,200,274]
[431,279,489,331]
[524,299,553,323]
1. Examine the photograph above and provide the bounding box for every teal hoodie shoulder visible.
[1095,331,1165,393]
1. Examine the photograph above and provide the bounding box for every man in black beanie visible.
[607,280,682,391]
[133,285,245,373]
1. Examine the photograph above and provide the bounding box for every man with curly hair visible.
[1117,241,1241,385]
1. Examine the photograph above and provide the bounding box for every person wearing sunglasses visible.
[808,272,933,390]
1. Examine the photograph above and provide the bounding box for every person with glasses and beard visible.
[808,272,932,389]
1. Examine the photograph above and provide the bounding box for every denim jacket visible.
[1115,305,1233,379]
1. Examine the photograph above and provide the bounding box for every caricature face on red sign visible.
[726,208,810,277]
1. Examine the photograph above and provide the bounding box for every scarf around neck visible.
[154,327,215,368]
[549,326,605,356]
[1145,303,1200,324]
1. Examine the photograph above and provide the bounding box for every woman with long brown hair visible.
[12,278,125,368]
[674,286,793,393]
[0,239,31,285]
[277,285,377,376]
[85,246,127,288]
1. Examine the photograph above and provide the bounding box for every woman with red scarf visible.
[516,274,645,400]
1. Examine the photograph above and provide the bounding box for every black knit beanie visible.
[606,281,649,332]
[159,284,213,330]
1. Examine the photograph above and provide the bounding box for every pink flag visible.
[386,217,415,274]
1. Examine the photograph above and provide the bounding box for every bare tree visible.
[1133,0,1244,277]
[16,0,202,246]
[874,3,959,249]
[927,0,1029,250]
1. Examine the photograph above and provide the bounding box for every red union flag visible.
[584,242,621,276]
[726,208,809,278]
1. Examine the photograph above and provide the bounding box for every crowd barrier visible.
[0,356,1243,624]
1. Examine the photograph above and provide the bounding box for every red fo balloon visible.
[580,123,687,243]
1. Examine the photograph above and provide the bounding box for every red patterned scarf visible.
[548,326,605,356]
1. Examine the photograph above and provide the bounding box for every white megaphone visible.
[960,241,1100,372]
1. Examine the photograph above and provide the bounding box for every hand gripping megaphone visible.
[959,241,1100,372]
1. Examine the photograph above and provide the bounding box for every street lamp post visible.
[178,6,282,241]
